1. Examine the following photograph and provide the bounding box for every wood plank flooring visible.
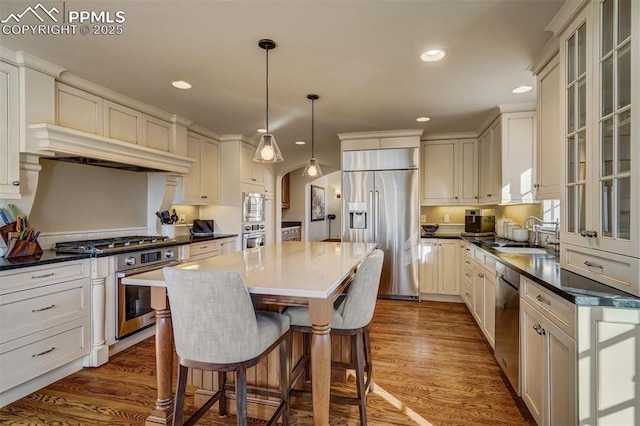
[0,300,534,425]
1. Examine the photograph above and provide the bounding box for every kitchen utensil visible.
[512,228,529,242]
[0,209,9,225]
[160,211,171,224]
[8,204,19,221]
[32,231,40,242]
[171,209,178,224]
[155,211,162,221]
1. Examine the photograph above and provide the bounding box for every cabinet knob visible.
[252,178,256,182]
[12,181,20,186]
[477,273,484,278]
[487,194,491,197]
[454,196,458,200]
[533,183,540,189]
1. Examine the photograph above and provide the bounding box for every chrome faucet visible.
[524,216,560,249]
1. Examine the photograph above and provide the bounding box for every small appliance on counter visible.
[192,219,215,236]
[464,209,495,234]
[421,223,439,236]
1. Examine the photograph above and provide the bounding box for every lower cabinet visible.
[0,260,91,405]
[419,239,460,297]
[281,226,301,242]
[467,247,496,349]
[521,298,576,426]
[188,237,237,261]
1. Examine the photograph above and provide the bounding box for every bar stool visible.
[282,249,384,425]
[163,268,291,426]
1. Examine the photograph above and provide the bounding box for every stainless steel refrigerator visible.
[342,148,420,299]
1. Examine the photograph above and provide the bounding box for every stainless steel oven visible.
[116,246,180,339]
[242,192,265,222]
[243,230,266,249]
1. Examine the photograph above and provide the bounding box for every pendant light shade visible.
[302,94,322,177]
[254,39,284,163]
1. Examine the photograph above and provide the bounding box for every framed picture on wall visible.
[310,185,325,222]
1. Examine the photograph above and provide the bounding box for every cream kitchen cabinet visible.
[478,110,536,204]
[0,259,91,406]
[338,130,423,151]
[420,138,477,205]
[520,277,576,426]
[419,239,460,298]
[180,131,220,204]
[219,237,237,254]
[188,237,237,261]
[559,0,639,296]
[460,242,474,310]
[0,61,21,199]
[240,142,265,186]
[534,53,562,200]
[56,82,103,135]
[142,114,172,152]
[103,100,143,144]
[466,245,497,348]
[478,118,502,204]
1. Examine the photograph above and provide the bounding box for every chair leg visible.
[279,332,291,426]
[363,328,374,393]
[354,331,368,426]
[303,332,312,383]
[173,364,188,426]
[236,366,248,426]
[218,371,227,418]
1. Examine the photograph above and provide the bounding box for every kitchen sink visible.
[484,241,544,249]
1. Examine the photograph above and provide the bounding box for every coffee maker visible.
[463,209,496,236]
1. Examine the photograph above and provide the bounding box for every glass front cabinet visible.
[560,0,640,296]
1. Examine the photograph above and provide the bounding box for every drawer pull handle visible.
[31,272,55,279]
[536,295,551,305]
[32,304,55,313]
[584,260,603,270]
[32,347,55,358]
[201,246,208,249]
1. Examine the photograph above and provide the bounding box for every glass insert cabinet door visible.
[598,0,631,241]
[562,0,636,256]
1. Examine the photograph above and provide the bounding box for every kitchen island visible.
[122,241,377,426]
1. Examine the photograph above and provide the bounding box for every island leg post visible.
[146,287,174,426]
[309,297,332,426]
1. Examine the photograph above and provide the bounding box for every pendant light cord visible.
[311,97,315,157]
[265,47,270,134]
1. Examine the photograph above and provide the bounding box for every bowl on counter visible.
[512,228,529,242]
[421,224,439,235]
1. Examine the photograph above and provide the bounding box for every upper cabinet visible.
[478,110,536,204]
[559,0,639,296]
[421,138,478,205]
[281,173,291,209]
[240,142,265,186]
[338,129,423,152]
[0,61,21,199]
[179,131,220,204]
[56,82,175,153]
[534,54,562,200]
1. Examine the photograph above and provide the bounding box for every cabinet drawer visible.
[562,244,639,297]
[0,278,90,344]
[521,276,576,338]
[0,317,90,392]
[190,241,220,257]
[0,260,90,293]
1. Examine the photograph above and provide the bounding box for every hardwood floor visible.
[0,300,534,425]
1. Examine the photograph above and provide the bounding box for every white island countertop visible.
[122,241,377,299]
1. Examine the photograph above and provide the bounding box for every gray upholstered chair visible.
[163,268,291,426]
[282,249,384,425]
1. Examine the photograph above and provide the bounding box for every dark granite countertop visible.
[1,234,239,270]
[0,250,91,272]
[464,238,640,309]
[421,233,461,239]
[282,222,301,228]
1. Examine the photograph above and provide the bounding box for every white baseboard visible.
[419,293,464,303]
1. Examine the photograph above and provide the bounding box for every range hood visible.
[30,123,194,174]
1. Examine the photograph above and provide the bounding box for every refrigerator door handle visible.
[374,190,380,244]
[369,189,375,242]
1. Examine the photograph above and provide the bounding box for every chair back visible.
[163,268,261,364]
[336,249,384,329]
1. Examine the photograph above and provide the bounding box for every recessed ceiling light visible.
[257,128,267,133]
[512,85,533,94]
[416,117,431,122]
[171,80,192,89]
[295,141,306,145]
[420,49,447,62]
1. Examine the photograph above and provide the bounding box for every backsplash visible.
[421,204,544,227]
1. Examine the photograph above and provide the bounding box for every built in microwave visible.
[242,192,265,222]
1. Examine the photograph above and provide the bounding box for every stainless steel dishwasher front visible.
[494,261,521,395]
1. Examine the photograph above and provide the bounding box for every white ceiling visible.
[0,0,564,169]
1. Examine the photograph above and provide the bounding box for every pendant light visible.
[302,94,322,177]
[254,39,284,163]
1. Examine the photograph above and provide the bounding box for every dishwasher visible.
[494,262,521,395]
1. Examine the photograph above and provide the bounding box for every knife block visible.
[1,222,43,259]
